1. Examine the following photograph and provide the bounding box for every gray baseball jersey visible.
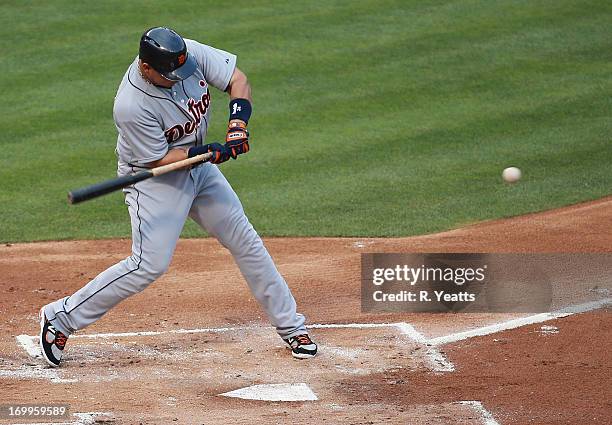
[115,39,235,175]
[44,39,307,340]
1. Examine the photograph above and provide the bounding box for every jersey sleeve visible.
[185,39,237,91]
[114,108,168,166]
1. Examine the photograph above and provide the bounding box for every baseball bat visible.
[67,152,212,204]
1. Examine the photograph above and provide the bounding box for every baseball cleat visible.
[285,334,317,359]
[39,308,68,367]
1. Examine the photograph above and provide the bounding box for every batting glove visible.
[188,143,231,164]
[225,121,250,159]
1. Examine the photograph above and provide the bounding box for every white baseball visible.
[502,167,522,183]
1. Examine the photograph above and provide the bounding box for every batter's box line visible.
[16,322,451,373]
[456,401,500,425]
[310,323,453,372]
[424,297,611,346]
[15,298,610,375]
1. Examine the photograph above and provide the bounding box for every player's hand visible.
[188,143,231,164]
[225,121,250,159]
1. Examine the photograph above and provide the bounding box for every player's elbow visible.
[234,68,249,85]
[227,68,251,99]
[145,158,163,168]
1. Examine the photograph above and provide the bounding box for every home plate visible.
[220,383,318,401]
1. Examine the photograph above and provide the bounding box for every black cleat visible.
[39,308,68,367]
[285,334,317,359]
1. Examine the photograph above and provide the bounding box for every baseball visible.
[502,167,522,183]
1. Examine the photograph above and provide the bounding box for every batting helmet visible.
[139,27,197,81]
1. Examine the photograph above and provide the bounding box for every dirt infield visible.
[1,197,611,424]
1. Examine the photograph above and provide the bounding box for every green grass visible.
[0,0,610,242]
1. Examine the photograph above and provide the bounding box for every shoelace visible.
[55,332,68,349]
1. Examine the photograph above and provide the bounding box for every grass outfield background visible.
[0,0,610,242]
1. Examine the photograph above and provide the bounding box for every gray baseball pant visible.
[44,162,306,339]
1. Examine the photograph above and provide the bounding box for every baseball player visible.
[39,27,317,367]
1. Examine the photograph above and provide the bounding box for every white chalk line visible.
[426,297,611,346]
[18,298,609,343]
[457,401,500,425]
[16,334,42,359]
[14,321,453,376]
[394,322,454,372]
[0,365,77,384]
[15,323,392,344]
[12,297,610,381]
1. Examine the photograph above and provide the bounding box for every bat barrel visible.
[67,151,212,204]
[68,170,152,204]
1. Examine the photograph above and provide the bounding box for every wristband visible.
[229,98,252,124]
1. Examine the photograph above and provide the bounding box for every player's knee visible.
[147,264,170,280]
[126,253,171,280]
[214,210,258,253]
[140,258,171,281]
